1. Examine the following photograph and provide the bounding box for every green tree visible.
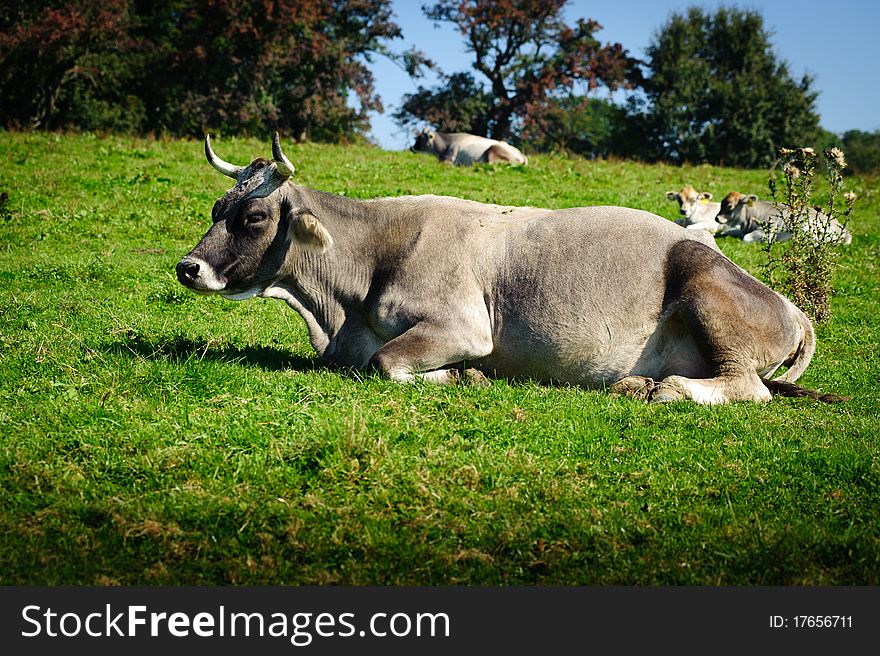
[395,0,639,141]
[841,130,880,175]
[518,96,631,158]
[636,6,821,167]
[393,72,492,135]
[134,0,402,140]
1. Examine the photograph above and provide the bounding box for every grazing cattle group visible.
[663,186,852,246]
[175,133,847,405]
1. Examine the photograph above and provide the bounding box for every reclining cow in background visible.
[664,186,722,234]
[715,192,853,245]
[175,134,843,405]
[411,129,528,166]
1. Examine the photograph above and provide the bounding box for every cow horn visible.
[272,132,295,178]
[204,135,242,179]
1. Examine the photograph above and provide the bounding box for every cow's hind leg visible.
[612,372,771,404]
[485,144,514,164]
[651,372,771,404]
[615,240,803,404]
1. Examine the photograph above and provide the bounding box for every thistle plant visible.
[763,146,856,323]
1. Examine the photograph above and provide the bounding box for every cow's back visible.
[750,201,852,244]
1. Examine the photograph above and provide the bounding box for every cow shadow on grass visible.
[107,332,325,373]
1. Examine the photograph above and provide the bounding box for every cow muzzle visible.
[176,256,228,293]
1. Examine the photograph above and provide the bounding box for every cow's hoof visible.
[650,390,685,403]
[611,376,657,400]
[649,382,687,403]
[463,368,490,386]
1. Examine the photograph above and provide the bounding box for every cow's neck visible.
[432,133,450,152]
[267,188,390,366]
[267,253,377,367]
[747,202,780,232]
[259,283,332,355]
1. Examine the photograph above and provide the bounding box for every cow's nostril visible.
[176,259,200,280]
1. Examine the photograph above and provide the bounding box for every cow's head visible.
[176,133,333,299]
[715,191,758,227]
[664,185,712,218]
[410,129,436,154]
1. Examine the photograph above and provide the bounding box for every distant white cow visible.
[664,186,722,234]
[411,129,528,166]
[716,192,853,245]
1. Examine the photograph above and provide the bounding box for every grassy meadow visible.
[0,131,878,585]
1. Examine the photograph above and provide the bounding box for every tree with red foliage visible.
[0,0,143,130]
[396,0,640,141]
[0,0,403,140]
[135,0,402,140]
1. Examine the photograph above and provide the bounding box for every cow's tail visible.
[761,306,848,403]
[762,379,848,403]
[773,306,815,384]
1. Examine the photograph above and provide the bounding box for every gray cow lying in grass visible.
[176,134,843,404]
[715,192,853,245]
[411,129,528,166]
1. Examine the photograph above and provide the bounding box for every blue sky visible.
[364,1,880,150]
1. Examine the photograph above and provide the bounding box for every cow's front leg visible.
[369,322,493,384]
[439,146,459,164]
[742,228,767,243]
[686,221,721,234]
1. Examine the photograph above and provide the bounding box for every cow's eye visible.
[245,212,267,227]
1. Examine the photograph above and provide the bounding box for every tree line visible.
[1,0,877,172]
[0,0,400,141]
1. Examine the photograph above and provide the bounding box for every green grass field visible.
[1,131,878,585]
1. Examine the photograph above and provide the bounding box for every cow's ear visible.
[665,191,677,200]
[288,210,334,252]
[746,194,758,205]
[700,192,713,201]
